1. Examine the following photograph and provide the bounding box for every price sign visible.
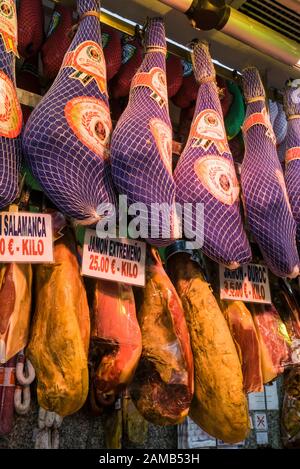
[82,229,146,287]
[219,263,271,304]
[0,212,53,263]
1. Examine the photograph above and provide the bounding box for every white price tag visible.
[256,432,269,445]
[248,391,266,410]
[0,212,53,263]
[219,263,271,304]
[265,382,279,410]
[81,229,146,287]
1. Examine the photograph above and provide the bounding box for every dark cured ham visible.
[221,300,263,393]
[251,303,291,384]
[90,280,142,407]
[130,249,193,425]
[0,355,17,435]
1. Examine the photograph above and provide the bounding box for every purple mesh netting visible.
[273,102,287,146]
[110,18,176,246]
[269,99,278,127]
[284,84,300,247]
[174,41,251,268]
[0,0,22,209]
[241,67,299,278]
[22,0,116,224]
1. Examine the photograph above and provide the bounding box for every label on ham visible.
[0,212,53,263]
[0,0,18,55]
[131,67,168,108]
[63,41,107,94]
[220,263,271,304]
[243,107,276,146]
[190,109,229,154]
[0,70,22,138]
[149,118,172,175]
[65,97,112,159]
[81,229,146,287]
[194,155,240,205]
[285,147,300,164]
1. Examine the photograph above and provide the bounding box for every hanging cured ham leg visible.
[27,230,90,417]
[23,0,116,225]
[16,55,40,124]
[284,83,300,247]
[241,67,299,278]
[0,0,22,209]
[174,41,251,268]
[130,249,193,425]
[102,25,121,82]
[17,0,44,59]
[90,280,142,407]
[111,18,177,246]
[0,356,17,435]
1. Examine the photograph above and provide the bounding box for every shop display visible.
[1,0,300,453]
[174,41,251,268]
[41,3,73,80]
[23,0,116,225]
[17,0,44,59]
[27,230,90,417]
[241,67,299,278]
[221,300,263,394]
[130,249,193,426]
[284,83,300,247]
[89,280,142,407]
[251,303,291,384]
[111,17,177,246]
[166,250,249,443]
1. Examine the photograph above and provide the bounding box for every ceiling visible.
[100,0,300,90]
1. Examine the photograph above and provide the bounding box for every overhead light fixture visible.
[101,7,240,74]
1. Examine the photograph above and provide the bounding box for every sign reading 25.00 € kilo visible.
[0,212,53,263]
[82,229,146,287]
[219,263,271,304]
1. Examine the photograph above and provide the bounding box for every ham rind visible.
[90,280,142,407]
[221,300,263,393]
[130,248,194,425]
[17,0,44,59]
[251,303,291,384]
[0,0,22,209]
[174,41,251,268]
[41,4,73,81]
[284,84,300,247]
[241,67,299,278]
[0,355,17,435]
[23,0,116,225]
[111,18,177,246]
